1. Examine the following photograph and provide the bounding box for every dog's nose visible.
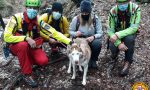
[75,61,78,64]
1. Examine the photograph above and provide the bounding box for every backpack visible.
[75,15,96,31]
[40,7,52,15]
[0,14,5,30]
[0,14,10,59]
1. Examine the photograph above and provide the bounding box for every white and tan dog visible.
[67,38,91,85]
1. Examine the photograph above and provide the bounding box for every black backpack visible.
[0,14,5,30]
[40,7,52,15]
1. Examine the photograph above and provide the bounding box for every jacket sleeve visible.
[115,7,141,39]
[107,12,122,47]
[39,13,51,41]
[40,21,71,45]
[4,16,26,43]
[62,16,70,37]
[94,15,103,39]
[40,30,50,41]
[69,16,78,37]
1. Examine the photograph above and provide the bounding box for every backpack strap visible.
[12,15,18,26]
[12,15,18,34]
[1,15,19,58]
[60,16,64,33]
[129,3,140,24]
[46,8,52,23]
[46,13,64,33]
[93,14,96,31]
[0,14,5,29]
[47,13,51,23]
[76,15,80,31]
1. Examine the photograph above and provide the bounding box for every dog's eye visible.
[72,53,74,55]
[77,53,79,55]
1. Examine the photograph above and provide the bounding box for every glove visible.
[69,41,74,45]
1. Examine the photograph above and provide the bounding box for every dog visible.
[67,38,91,85]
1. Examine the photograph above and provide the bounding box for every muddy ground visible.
[0,0,150,90]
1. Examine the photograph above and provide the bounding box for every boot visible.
[119,61,130,77]
[91,60,98,69]
[88,60,92,69]
[23,74,38,88]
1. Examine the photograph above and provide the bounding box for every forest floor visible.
[0,0,150,90]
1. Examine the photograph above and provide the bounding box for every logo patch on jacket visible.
[43,23,51,30]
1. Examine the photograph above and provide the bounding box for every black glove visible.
[69,41,74,45]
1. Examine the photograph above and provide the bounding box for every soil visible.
[0,0,150,90]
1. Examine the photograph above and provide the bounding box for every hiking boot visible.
[119,61,130,77]
[88,60,98,69]
[88,60,92,69]
[23,74,38,88]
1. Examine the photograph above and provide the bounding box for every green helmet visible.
[116,0,129,2]
[24,0,41,7]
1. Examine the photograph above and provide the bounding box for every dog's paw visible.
[71,76,75,79]
[82,81,86,85]
[67,69,71,73]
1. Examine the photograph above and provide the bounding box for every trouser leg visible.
[90,39,102,61]
[10,42,33,74]
[109,41,119,59]
[123,35,136,64]
[89,39,102,68]
[30,48,48,66]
